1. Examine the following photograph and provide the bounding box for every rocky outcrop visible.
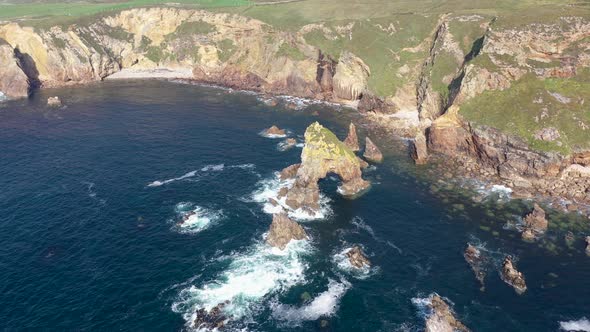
[411,130,429,165]
[363,137,383,163]
[0,40,29,99]
[263,125,286,137]
[346,245,370,268]
[332,51,370,101]
[284,122,370,213]
[193,300,228,330]
[500,256,527,294]
[279,163,300,180]
[521,203,548,240]
[343,122,360,152]
[266,213,307,250]
[424,294,470,332]
[464,244,486,291]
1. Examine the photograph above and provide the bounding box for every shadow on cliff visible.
[14,46,41,96]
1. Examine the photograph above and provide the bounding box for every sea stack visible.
[501,256,527,294]
[363,137,383,163]
[282,122,370,214]
[266,213,307,250]
[410,130,429,165]
[464,244,486,291]
[424,294,470,332]
[521,203,548,240]
[343,122,360,151]
[264,125,286,137]
[346,245,371,268]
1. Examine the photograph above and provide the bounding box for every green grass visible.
[276,42,306,61]
[165,20,216,40]
[460,73,590,155]
[217,38,236,62]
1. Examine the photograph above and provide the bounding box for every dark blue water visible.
[1,80,589,331]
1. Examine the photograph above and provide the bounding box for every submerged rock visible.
[411,131,429,165]
[346,245,371,268]
[424,294,470,332]
[521,203,548,240]
[464,244,486,291]
[363,137,383,163]
[264,125,286,137]
[266,213,307,250]
[193,300,229,330]
[343,122,360,152]
[283,138,297,149]
[47,96,62,107]
[284,122,370,213]
[501,256,527,294]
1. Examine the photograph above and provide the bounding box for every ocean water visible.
[0,80,589,331]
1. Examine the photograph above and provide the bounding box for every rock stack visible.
[346,245,371,268]
[266,213,307,250]
[343,122,360,152]
[410,130,429,165]
[464,244,486,291]
[521,203,548,240]
[500,256,527,294]
[363,137,383,163]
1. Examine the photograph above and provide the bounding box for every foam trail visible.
[200,164,225,172]
[171,239,312,328]
[271,279,350,322]
[352,217,402,254]
[148,170,198,187]
[560,318,590,331]
[148,164,257,187]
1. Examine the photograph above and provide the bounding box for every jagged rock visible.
[264,125,286,137]
[363,137,383,163]
[464,244,486,291]
[0,40,29,99]
[332,51,370,101]
[424,294,470,332]
[279,163,300,180]
[346,245,371,268]
[411,130,429,165]
[573,151,590,167]
[585,236,590,256]
[343,122,360,152]
[284,138,297,148]
[284,122,370,213]
[47,96,62,107]
[357,157,369,169]
[193,300,229,330]
[358,93,388,113]
[521,203,548,240]
[501,256,527,294]
[266,213,307,250]
[534,127,560,142]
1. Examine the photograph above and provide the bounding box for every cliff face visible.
[0,39,29,99]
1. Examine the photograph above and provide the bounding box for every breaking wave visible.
[171,239,313,329]
[560,318,590,331]
[172,203,224,234]
[332,246,378,279]
[271,279,350,323]
[148,163,256,187]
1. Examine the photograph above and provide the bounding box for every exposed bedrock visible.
[0,40,29,99]
[343,122,360,152]
[363,137,383,163]
[410,130,429,165]
[346,245,371,268]
[284,122,370,213]
[501,256,527,294]
[424,294,470,332]
[521,203,548,241]
[332,51,370,101]
[464,244,486,291]
[266,213,308,250]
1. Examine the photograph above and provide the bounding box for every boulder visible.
[264,125,286,137]
[363,137,383,163]
[410,131,429,165]
[0,40,29,99]
[193,300,229,330]
[279,163,300,180]
[464,244,486,291]
[343,122,360,152]
[284,122,370,213]
[424,294,470,332]
[521,203,548,240]
[266,213,307,250]
[47,96,61,107]
[346,245,371,268]
[500,256,527,294]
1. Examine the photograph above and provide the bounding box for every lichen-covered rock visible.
[332,51,369,101]
[266,213,307,250]
[0,40,29,99]
[411,130,428,165]
[363,137,383,163]
[285,122,370,213]
[521,203,547,240]
[424,294,470,332]
[346,245,370,268]
[501,256,527,294]
[464,244,486,291]
[343,122,360,152]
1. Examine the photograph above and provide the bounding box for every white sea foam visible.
[171,239,312,328]
[173,205,224,234]
[148,164,257,187]
[332,246,377,279]
[249,173,332,221]
[0,92,6,102]
[473,182,513,200]
[560,318,590,331]
[276,139,303,152]
[271,279,350,323]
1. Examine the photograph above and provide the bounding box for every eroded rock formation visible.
[346,245,370,268]
[521,203,548,240]
[332,51,370,101]
[0,40,29,99]
[343,122,360,152]
[411,130,429,165]
[500,256,527,294]
[464,244,486,291]
[363,137,383,163]
[424,294,470,332]
[266,213,307,250]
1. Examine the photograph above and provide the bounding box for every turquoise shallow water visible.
[0,80,589,331]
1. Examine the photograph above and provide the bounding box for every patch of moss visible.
[145,45,166,63]
[217,38,236,62]
[165,20,216,40]
[276,42,307,61]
